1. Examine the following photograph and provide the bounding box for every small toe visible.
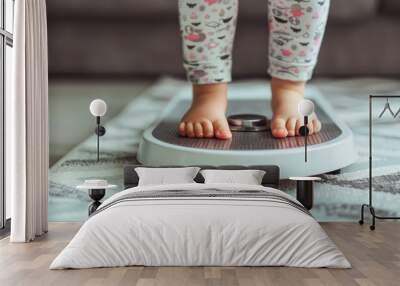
[271,118,288,138]
[186,122,195,138]
[213,119,232,140]
[179,122,186,137]
[307,121,314,135]
[313,119,322,133]
[201,121,214,138]
[194,122,204,138]
[286,118,297,137]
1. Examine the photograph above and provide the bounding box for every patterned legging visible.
[179,0,330,84]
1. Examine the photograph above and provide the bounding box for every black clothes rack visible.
[359,95,400,230]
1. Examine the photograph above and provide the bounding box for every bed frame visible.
[87,164,314,215]
[123,165,280,189]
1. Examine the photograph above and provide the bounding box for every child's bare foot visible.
[179,83,232,140]
[270,77,322,138]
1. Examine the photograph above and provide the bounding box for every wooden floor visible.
[0,222,399,286]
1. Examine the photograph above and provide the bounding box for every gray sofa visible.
[47,0,400,78]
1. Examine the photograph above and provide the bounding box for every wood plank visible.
[0,222,399,286]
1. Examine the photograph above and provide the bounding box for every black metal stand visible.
[296,180,313,210]
[299,116,309,162]
[88,188,105,216]
[95,116,106,162]
[304,116,308,162]
[97,127,100,162]
[359,95,400,230]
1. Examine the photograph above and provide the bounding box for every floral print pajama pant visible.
[179,0,330,84]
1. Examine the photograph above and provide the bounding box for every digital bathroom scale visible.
[138,85,357,178]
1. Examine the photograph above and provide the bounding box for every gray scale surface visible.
[152,100,342,150]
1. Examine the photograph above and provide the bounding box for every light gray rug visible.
[49,77,400,222]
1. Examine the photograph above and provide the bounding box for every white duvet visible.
[50,183,350,269]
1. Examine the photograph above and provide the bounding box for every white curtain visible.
[8,0,49,242]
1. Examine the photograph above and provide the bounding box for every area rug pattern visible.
[49,78,400,221]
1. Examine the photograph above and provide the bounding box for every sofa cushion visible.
[240,0,379,21]
[328,0,379,22]
[47,0,379,21]
[46,0,177,19]
[380,0,400,16]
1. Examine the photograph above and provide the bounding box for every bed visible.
[50,165,350,269]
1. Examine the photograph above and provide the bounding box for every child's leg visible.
[268,0,330,138]
[178,0,238,139]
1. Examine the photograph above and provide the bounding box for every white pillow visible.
[135,167,200,186]
[200,169,266,185]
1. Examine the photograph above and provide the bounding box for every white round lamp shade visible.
[298,99,315,116]
[90,99,107,117]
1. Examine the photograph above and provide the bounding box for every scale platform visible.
[138,86,357,178]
